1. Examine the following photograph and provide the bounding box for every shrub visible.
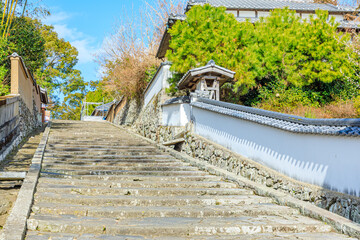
[255,81,319,113]
[166,5,360,114]
[0,36,10,96]
[0,82,9,96]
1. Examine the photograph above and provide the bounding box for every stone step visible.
[46,150,161,155]
[34,193,274,207]
[26,232,145,240]
[35,184,253,196]
[47,141,151,147]
[41,164,199,172]
[49,133,135,136]
[39,173,223,181]
[43,157,178,163]
[46,146,158,151]
[32,203,299,219]
[48,138,147,142]
[38,178,238,189]
[44,151,162,156]
[40,169,209,176]
[25,231,358,240]
[43,154,174,160]
[47,145,157,150]
[48,138,148,142]
[42,160,189,167]
[44,156,177,163]
[27,215,333,237]
[45,146,159,151]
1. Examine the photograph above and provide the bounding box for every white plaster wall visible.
[239,11,256,18]
[301,13,343,23]
[329,14,344,22]
[258,11,270,17]
[192,106,360,197]
[144,64,171,107]
[226,10,238,17]
[162,103,191,127]
[302,13,314,21]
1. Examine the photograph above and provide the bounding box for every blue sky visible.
[40,0,356,90]
[42,0,148,85]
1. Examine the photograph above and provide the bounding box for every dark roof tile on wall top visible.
[191,98,360,137]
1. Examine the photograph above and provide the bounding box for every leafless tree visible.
[96,0,185,99]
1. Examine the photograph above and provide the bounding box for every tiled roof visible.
[178,60,235,90]
[168,13,186,25]
[95,101,116,111]
[162,96,191,106]
[191,97,360,137]
[187,0,355,12]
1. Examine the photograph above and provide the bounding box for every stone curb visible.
[0,123,51,240]
[112,123,360,239]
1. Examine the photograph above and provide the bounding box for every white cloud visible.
[72,39,97,64]
[52,24,84,40]
[43,11,99,66]
[43,11,70,25]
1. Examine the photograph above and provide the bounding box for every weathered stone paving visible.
[26,121,355,239]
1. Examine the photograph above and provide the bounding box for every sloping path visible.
[26,121,354,239]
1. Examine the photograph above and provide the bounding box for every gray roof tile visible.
[187,0,355,12]
[162,96,191,106]
[191,98,360,137]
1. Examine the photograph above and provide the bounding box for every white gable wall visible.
[144,63,172,107]
[162,103,191,126]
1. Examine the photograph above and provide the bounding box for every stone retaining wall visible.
[113,93,360,224]
[19,99,41,137]
[113,98,142,126]
[0,97,41,162]
[178,126,360,224]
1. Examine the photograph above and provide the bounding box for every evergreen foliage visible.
[8,16,45,72]
[33,19,86,101]
[166,5,360,110]
[0,37,10,95]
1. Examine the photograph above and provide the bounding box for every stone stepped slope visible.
[0,127,44,232]
[26,121,355,239]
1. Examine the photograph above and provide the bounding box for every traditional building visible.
[157,0,358,59]
[178,60,235,101]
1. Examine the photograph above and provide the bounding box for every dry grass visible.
[313,0,337,5]
[261,100,358,119]
[96,12,159,99]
